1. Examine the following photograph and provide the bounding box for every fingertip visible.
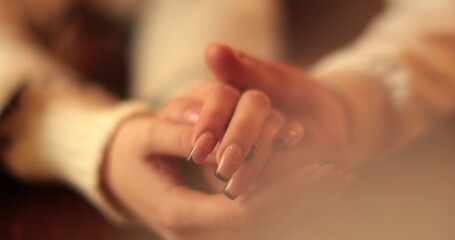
[278,121,305,148]
[223,186,237,200]
[206,44,235,65]
[205,44,241,82]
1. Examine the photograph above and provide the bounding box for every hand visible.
[103,114,349,240]
[204,44,351,180]
[160,81,289,199]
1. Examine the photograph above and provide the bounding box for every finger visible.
[222,110,285,199]
[145,118,194,158]
[205,43,278,91]
[214,90,272,182]
[159,97,203,125]
[277,120,305,148]
[205,44,313,111]
[187,83,241,165]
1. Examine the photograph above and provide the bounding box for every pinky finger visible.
[277,120,305,148]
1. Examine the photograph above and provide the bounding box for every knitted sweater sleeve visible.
[313,0,455,163]
[0,16,150,223]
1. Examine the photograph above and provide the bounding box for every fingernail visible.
[224,184,237,200]
[216,144,242,182]
[187,132,214,165]
[183,108,200,124]
[310,163,335,184]
[186,149,200,167]
[245,144,257,162]
[223,167,255,200]
[278,121,304,148]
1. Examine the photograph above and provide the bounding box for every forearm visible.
[0,25,150,223]
[313,0,455,164]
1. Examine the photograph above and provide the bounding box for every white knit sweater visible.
[1,0,454,223]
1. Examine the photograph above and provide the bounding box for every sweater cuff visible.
[312,47,412,163]
[2,80,151,223]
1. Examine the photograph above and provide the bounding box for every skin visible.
[161,44,352,187]
[105,115,347,239]
[204,44,352,175]
[103,44,353,239]
[160,81,289,197]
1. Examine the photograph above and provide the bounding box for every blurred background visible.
[1,0,454,239]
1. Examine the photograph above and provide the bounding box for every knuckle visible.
[234,122,256,137]
[243,90,271,110]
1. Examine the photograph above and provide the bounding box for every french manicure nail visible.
[216,144,242,182]
[187,148,200,167]
[223,167,255,200]
[187,132,214,165]
[224,184,237,200]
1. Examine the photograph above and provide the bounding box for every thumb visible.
[142,118,194,158]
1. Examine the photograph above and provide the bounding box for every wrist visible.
[2,77,153,223]
[315,70,391,166]
[99,113,156,224]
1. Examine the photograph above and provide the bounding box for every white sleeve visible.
[0,11,150,223]
[313,0,455,163]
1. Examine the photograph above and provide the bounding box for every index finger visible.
[187,83,241,165]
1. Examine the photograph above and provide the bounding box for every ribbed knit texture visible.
[2,79,150,222]
[313,0,455,163]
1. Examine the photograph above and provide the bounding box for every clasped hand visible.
[103,45,353,239]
